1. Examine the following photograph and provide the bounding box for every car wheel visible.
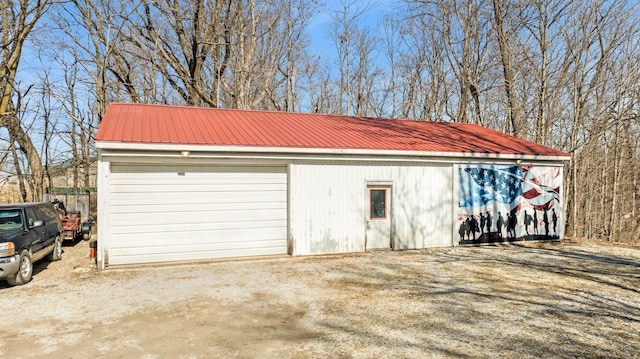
[47,235,63,261]
[82,222,92,240]
[7,250,33,286]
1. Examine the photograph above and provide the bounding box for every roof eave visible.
[96,140,571,162]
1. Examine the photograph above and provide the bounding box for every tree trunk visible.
[492,0,521,136]
[4,113,45,201]
[10,141,28,202]
[0,0,49,127]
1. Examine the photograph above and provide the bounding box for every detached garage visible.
[95,103,570,268]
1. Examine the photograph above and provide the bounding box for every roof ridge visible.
[107,102,458,125]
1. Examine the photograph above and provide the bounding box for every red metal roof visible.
[95,103,570,158]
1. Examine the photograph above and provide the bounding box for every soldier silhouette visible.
[543,209,549,237]
[458,222,466,241]
[479,213,486,233]
[496,212,504,238]
[507,213,517,239]
[524,210,531,235]
[464,218,472,240]
[552,208,558,234]
[470,216,479,240]
[533,210,539,234]
[486,211,492,233]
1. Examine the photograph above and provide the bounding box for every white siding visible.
[289,161,454,256]
[96,155,110,269]
[107,164,287,265]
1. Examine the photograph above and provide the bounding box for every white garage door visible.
[107,164,288,265]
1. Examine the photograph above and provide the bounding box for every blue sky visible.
[305,0,389,62]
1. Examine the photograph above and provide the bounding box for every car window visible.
[25,208,39,228]
[0,209,24,230]
[39,204,60,222]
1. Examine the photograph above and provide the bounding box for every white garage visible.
[95,103,570,268]
[106,164,287,265]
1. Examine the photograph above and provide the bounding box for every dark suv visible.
[0,202,63,286]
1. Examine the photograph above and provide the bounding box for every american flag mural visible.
[521,166,562,211]
[457,164,562,244]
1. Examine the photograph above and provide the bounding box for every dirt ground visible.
[0,237,638,358]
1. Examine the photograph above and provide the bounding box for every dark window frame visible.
[369,189,387,220]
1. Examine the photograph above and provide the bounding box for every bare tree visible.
[0,0,50,198]
[492,0,522,136]
[520,0,572,145]
[411,0,492,124]
[329,0,379,115]
[556,1,640,241]
[47,57,95,194]
[0,0,51,126]
[61,0,140,120]
[4,84,47,201]
[265,0,314,112]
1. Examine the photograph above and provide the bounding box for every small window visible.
[370,189,386,219]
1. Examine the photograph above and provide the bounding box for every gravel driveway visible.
[0,238,638,358]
